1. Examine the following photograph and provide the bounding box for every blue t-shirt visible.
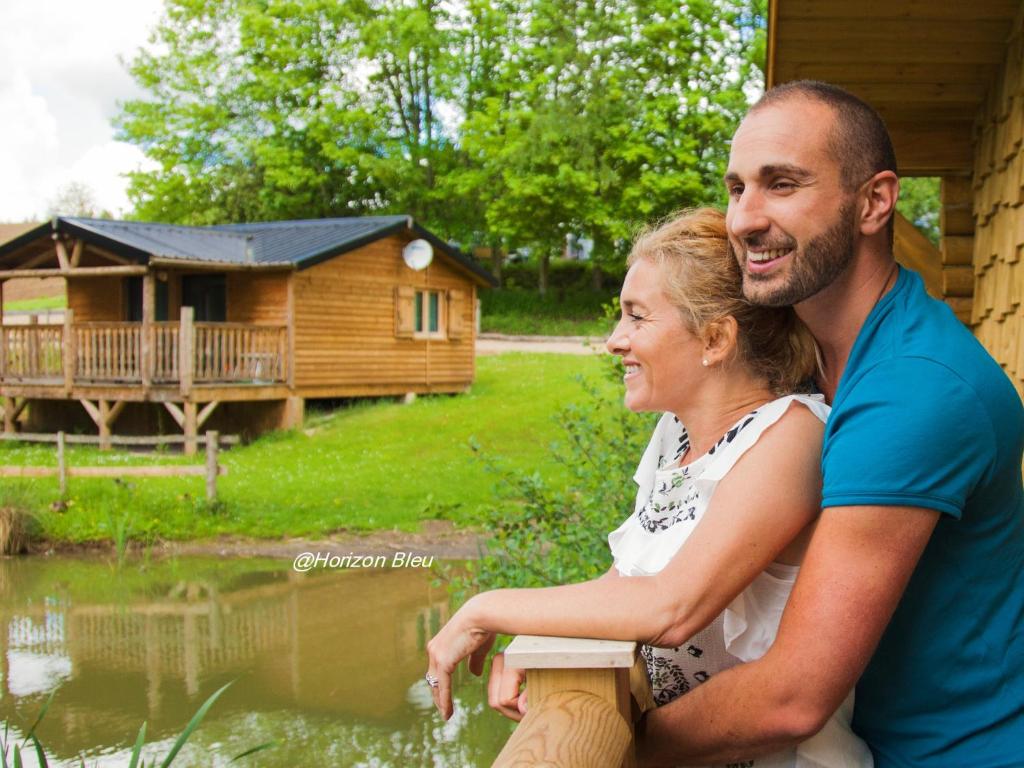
[822,267,1024,767]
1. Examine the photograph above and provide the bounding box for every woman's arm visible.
[427,404,824,719]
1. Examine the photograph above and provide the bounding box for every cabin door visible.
[181,274,226,322]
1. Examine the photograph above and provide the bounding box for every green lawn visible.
[3,295,67,312]
[2,353,614,544]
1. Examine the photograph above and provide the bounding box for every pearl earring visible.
[701,359,709,367]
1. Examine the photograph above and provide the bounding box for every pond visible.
[0,555,514,766]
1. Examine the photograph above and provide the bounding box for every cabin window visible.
[124,277,169,322]
[414,290,445,339]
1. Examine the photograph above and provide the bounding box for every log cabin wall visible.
[226,272,289,324]
[292,234,477,397]
[67,277,123,321]
[971,18,1024,400]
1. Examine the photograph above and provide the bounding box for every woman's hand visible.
[425,597,497,720]
[487,652,528,721]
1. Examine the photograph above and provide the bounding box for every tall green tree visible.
[117,0,766,291]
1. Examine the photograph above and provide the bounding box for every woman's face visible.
[606,258,705,414]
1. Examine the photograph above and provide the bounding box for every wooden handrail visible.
[493,636,654,768]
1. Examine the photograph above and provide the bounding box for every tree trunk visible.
[538,252,550,297]
[490,242,504,287]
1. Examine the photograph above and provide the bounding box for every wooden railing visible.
[493,636,654,768]
[0,324,63,380]
[76,322,142,380]
[194,322,287,383]
[0,310,288,388]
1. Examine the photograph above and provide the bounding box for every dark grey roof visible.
[0,216,496,285]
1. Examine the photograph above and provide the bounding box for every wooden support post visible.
[99,400,111,451]
[179,305,194,397]
[63,308,75,393]
[197,400,219,430]
[496,636,652,768]
[55,239,70,271]
[141,273,154,389]
[205,430,218,502]
[57,430,67,496]
[184,401,197,456]
[163,401,185,429]
[69,239,83,268]
[3,397,17,434]
[286,275,296,389]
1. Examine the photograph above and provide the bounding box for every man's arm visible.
[638,503,939,766]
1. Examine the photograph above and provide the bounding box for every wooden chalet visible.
[768,0,1024,400]
[0,216,495,450]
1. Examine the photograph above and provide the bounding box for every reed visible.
[0,508,27,555]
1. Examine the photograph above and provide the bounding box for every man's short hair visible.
[752,80,898,190]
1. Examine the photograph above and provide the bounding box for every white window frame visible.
[413,289,446,340]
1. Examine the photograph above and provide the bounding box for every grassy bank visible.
[1,353,615,545]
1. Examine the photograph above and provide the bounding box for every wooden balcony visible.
[0,308,288,395]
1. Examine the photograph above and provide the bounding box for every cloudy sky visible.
[0,0,165,222]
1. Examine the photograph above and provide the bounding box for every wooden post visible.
[2,398,13,435]
[63,308,75,393]
[496,636,651,768]
[98,400,111,451]
[205,430,218,502]
[286,275,296,389]
[183,401,197,456]
[179,305,194,397]
[27,314,38,378]
[141,272,154,388]
[57,430,67,496]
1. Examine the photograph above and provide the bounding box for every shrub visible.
[450,353,656,600]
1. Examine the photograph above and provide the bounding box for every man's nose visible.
[727,188,771,240]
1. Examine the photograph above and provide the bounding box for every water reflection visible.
[0,557,512,766]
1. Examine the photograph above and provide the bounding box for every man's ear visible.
[702,316,739,365]
[860,171,899,237]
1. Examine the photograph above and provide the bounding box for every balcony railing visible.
[0,309,288,391]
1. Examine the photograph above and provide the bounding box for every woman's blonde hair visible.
[627,207,818,394]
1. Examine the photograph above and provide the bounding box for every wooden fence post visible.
[494,636,652,768]
[205,430,218,502]
[57,430,67,496]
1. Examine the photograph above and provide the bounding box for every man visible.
[630,81,1024,767]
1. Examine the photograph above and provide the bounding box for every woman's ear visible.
[701,316,738,366]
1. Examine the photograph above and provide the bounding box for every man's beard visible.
[737,200,857,308]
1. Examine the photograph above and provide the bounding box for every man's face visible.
[724,98,858,307]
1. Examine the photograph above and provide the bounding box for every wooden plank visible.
[943,265,976,297]
[0,266,147,279]
[0,465,224,478]
[941,236,975,266]
[777,19,1012,46]
[505,635,637,670]
[773,38,1007,65]
[777,0,1020,21]
[0,431,238,445]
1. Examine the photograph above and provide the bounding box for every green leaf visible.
[229,741,277,762]
[158,681,233,768]
[23,690,54,743]
[128,721,147,768]
[29,736,47,768]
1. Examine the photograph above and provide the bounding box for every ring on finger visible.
[425,672,440,688]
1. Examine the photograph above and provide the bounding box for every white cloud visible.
[0,0,164,222]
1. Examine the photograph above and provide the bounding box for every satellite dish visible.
[402,239,433,271]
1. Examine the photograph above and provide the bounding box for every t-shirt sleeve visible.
[821,357,996,518]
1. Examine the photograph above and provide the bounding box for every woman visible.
[426,208,871,766]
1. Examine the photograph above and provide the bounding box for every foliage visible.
[480,287,614,336]
[45,182,109,219]
[116,0,767,278]
[896,176,941,246]
[3,354,603,544]
[449,346,656,599]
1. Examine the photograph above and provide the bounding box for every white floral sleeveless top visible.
[608,394,873,768]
